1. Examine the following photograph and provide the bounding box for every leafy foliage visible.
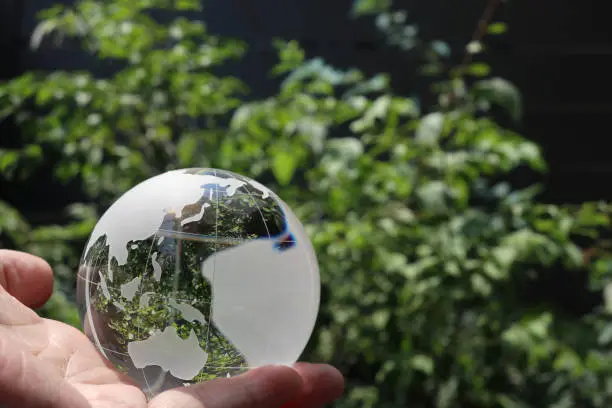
[2,1,612,407]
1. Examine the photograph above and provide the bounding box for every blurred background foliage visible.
[3,0,612,407]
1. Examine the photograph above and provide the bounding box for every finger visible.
[0,250,54,308]
[0,335,90,408]
[282,363,345,408]
[149,365,304,408]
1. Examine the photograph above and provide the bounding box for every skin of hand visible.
[0,250,344,408]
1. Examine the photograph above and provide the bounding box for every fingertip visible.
[0,250,54,308]
[150,365,304,408]
[27,257,54,309]
[293,362,344,390]
[240,365,305,402]
[284,363,345,408]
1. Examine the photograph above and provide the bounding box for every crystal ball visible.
[76,168,320,397]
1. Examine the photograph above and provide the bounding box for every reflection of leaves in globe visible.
[83,170,290,380]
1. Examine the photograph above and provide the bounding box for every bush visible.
[2,1,612,407]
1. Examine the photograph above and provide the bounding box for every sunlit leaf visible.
[488,22,508,35]
[467,63,491,77]
[472,77,523,122]
[271,147,298,186]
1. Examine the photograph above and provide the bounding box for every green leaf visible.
[345,74,389,97]
[526,313,552,338]
[483,261,506,280]
[604,283,612,313]
[372,309,390,329]
[174,0,202,11]
[388,203,415,224]
[416,181,448,213]
[317,328,335,360]
[298,119,328,154]
[563,243,584,268]
[272,40,306,75]
[375,360,396,384]
[431,41,451,58]
[488,22,508,35]
[0,149,19,177]
[23,144,43,159]
[415,112,444,146]
[31,19,59,49]
[549,393,574,408]
[599,324,612,347]
[471,274,492,296]
[0,201,31,246]
[351,0,391,16]
[271,148,297,186]
[553,349,584,377]
[66,203,97,221]
[492,246,517,268]
[176,135,198,166]
[327,137,364,160]
[410,354,434,375]
[466,41,483,55]
[498,395,530,408]
[436,377,458,408]
[467,63,491,77]
[472,77,523,122]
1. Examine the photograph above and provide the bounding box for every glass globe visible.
[76,168,320,398]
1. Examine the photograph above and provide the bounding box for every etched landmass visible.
[169,299,208,324]
[128,326,208,380]
[139,292,154,308]
[121,277,142,301]
[181,203,210,226]
[247,178,271,199]
[200,176,246,198]
[98,273,112,299]
[151,252,163,281]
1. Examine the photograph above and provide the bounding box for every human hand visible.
[0,250,344,408]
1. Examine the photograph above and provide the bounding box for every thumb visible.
[149,366,304,408]
[0,250,54,309]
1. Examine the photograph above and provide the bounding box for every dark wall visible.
[0,1,22,79]
[1,0,610,221]
[0,0,24,146]
[506,0,612,202]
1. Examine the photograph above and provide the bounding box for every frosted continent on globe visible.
[76,168,320,397]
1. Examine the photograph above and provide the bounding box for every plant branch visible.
[459,0,503,74]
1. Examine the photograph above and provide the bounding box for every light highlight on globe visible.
[76,168,320,398]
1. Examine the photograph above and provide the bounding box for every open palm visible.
[0,250,343,408]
